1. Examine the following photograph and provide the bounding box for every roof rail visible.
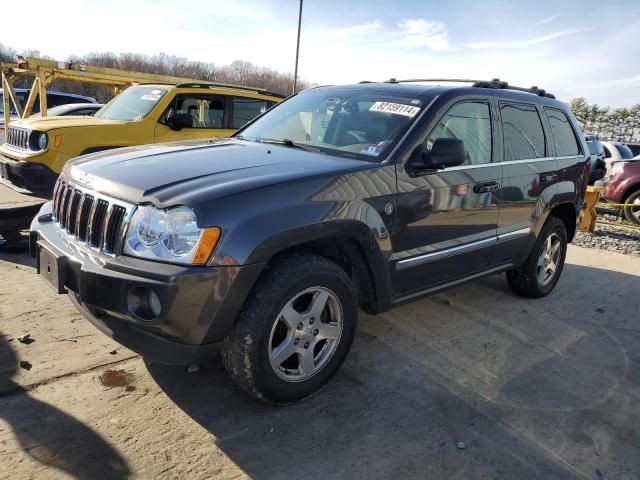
[174,82,286,98]
[382,78,555,99]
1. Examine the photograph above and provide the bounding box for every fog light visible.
[127,286,162,321]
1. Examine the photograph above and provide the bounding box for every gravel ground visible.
[573,213,640,256]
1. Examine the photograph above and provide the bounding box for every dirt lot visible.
[1,245,639,480]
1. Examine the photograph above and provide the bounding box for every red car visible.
[603,158,640,224]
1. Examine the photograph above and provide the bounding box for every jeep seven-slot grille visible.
[6,126,30,150]
[52,179,129,253]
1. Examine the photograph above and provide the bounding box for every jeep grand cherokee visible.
[30,79,589,404]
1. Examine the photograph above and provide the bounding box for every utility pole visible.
[293,0,303,94]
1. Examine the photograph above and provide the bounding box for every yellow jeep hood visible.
[13,116,126,131]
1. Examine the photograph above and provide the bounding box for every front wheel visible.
[221,253,357,404]
[623,190,640,225]
[506,216,568,298]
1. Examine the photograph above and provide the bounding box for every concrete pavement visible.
[0,245,639,479]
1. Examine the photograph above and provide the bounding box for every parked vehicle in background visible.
[603,157,640,224]
[585,134,606,184]
[0,89,97,144]
[625,142,640,157]
[0,83,283,195]
[601,141,635,172]
[30,78,588,404]
[31,103,103,119]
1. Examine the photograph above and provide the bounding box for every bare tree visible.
[570,98,640,142]
[1,44,314,104]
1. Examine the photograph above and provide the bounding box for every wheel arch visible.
[245,220,393,314]
[621,182,640,203]
[548,202,577,242]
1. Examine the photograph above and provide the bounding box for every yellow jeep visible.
[0,83,283,195]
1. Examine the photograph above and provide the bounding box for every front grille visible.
[6,126,30,150]
[52,178,133,253]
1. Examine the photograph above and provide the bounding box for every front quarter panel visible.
[196,164,398,303]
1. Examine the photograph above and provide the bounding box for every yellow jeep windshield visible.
[95,86,168,121]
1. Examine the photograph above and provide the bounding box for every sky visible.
[2,0,639,106]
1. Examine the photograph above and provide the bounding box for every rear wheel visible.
[506,216,567,298]
[623,190,640,225]
[221,253,357,404]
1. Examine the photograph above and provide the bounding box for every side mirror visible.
[166,112,193,131]
[408,138,466,175]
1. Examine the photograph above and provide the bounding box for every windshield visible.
[95,86,167,121]
[615,143,634,159]
[0,92,28,116]
[237,88,427,161]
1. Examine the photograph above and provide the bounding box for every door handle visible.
[473,182,499,194]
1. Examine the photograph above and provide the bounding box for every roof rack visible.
[381,78,555,99]
[174,82,286,98]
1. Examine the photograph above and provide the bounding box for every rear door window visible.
[500,102,546,160]
[232,98,272,129]
[544,108,581,156]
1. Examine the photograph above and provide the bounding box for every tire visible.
[506,216,568,298]
[221,252,358,404]
[623,190,640,225]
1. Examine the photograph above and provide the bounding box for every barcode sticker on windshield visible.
[141,94,161,101]
[369,102,420,117]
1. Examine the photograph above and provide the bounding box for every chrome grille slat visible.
[104,205,126,253]
[51,177,135,254]
[101,205,115,250]
[67,190,83,234]
[77,195,94,241]
[75,194,87,237]
[89,199,109,248]
[60,187,73,229]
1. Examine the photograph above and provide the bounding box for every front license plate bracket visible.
[37,243,67,294]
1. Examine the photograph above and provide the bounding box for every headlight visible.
[37,132,48,150]
[123,205,220,265]
[28,131,48,151]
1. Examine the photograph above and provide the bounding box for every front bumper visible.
[30,202,265,365]
[0,152,58,196]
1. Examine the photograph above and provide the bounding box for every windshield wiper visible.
[259,138,321,152]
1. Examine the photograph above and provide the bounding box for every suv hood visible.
[65,139,370,207]
[12,115,125,131]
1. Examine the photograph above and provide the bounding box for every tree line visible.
[3,42,638,141]
[570,97,640,143]
[0,43,313,103]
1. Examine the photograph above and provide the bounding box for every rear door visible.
[492,99,557,264]
[392,95,501,295]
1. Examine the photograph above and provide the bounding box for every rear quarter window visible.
[544,108,581,156]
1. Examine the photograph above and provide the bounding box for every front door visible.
[155,94,233,142]
[392,97,501,296]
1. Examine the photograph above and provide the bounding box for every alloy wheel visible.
[536,232,562,286]
[268,286,343,382]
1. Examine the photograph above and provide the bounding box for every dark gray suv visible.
[30,79,589,403]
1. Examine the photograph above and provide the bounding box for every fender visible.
[533,154,587,239]
[194,176,396,341]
